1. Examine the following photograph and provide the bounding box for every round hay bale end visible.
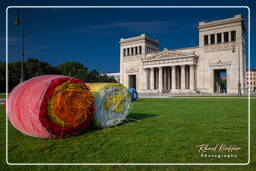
[7,75,95,138]
[87,83,131,128]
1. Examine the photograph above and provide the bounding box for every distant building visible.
[246,70,256,92]
[220,76,227,81]
[105,73,120,82]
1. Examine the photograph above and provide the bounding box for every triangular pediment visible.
[143,50,195,61]
[209,60,232,67]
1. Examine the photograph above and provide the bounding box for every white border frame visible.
[5,6,251,166]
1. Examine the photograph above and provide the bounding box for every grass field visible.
[170,95,256,97]
[0,98,255,170]
[0,93,6,99]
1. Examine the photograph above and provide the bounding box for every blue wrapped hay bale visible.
[128,88,139,101]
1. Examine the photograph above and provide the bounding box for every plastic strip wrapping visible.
[7,75,95,138]
[87,83,131,128]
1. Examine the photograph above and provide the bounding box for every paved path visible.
[0,97,255,104]
[140,96,256,99]
[0,99,5,104]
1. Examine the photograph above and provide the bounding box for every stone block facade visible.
[119,14,246,94]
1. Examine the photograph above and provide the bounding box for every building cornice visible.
[198,14,245,31]
[119,34,159,46]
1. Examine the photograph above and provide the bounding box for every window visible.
[204,35,208,45]
[217,33,222,43]
[224,32,229,42]
[210,34,215,44]
[127,48,130,56]
[139,46,142,54]
[131,47,134,55]
[231,31,236,42]
[135,47,138,55]
[123,49,126,56]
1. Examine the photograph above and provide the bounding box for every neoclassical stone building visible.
[119,14,246,94]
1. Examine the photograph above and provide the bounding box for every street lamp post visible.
[233,44,242,96]
[14,9,25,82]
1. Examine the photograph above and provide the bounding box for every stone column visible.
[150,68,154,90]
[155,69,158,90]
[221,33,224,43]
[190,65,195,90]
[163,67,166,90]
[146,68,149,90]
[145,68,149,90]
[159,67,163,92]
[228,31,231,42]
[181,65,186,90]
[167,67,171,90]
[172,66,176,90]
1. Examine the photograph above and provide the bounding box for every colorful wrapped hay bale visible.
[128,88,139,101]
[7,75,95,138]
[87,83,131,128]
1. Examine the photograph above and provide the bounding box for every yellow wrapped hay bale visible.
[87,83,131,128]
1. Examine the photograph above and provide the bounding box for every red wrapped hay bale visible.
[7,75,95,138]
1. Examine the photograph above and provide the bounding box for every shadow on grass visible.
[84,113,158,134]
[47,113,159,139]
[117,113,158,127]
[127,113,158,121]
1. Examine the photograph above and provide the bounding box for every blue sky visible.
[0,0,255,73]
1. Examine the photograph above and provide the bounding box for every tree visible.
[57,62,88,81]
[98,74,117,83]
[5,58,116,92]
[87,69,99,82]
[220,79,227,93]
[0,62,6,93]
[8,62,22,91]
[25,58,58,79]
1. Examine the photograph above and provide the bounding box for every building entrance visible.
[129,75,136,89]
[214,69,227,93]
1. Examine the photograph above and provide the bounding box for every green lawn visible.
[0,98,255,170]
[0,93,6,99]
[169,95,256,97]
